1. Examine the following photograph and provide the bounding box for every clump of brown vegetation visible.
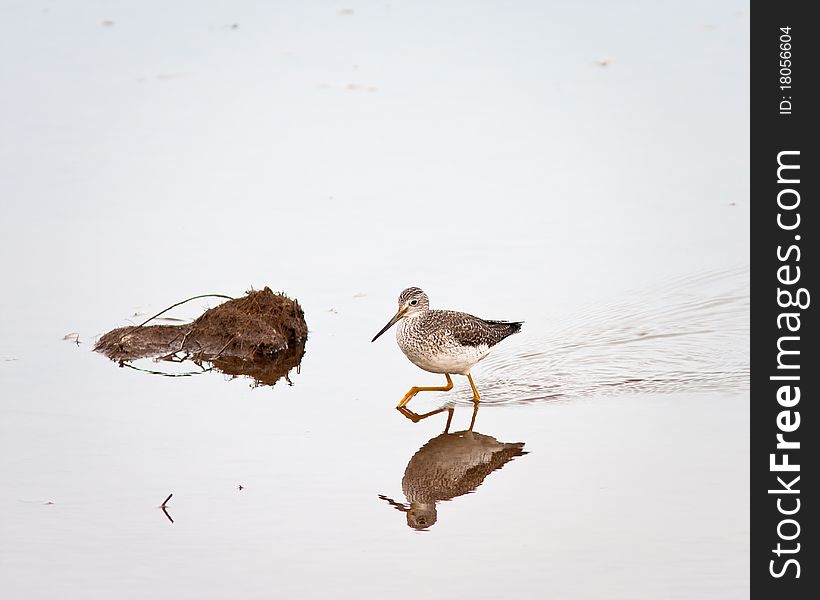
[94,288,307,386]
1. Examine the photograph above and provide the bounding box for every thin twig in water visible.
[210,335,237,360]
[120,362,212,378]
[158,493,174,523]
[116,294,234,343]
[178,329,192,352]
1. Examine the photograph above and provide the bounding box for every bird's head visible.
[407,503,438,530]
[371,287,429,342]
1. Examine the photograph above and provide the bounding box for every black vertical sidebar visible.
[751,3,816,598]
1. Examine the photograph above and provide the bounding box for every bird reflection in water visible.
[380,403,527,530]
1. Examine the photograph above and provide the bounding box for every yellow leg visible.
[396,373,453,408]
[466,372,481,403]
[468,402,479,431]
[397,405,454,431]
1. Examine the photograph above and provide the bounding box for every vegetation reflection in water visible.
[380,403,527,530]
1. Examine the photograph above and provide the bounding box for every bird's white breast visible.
[395,320,490,375]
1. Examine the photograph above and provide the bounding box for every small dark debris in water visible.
[63,332,81,345]
[44,501,54,505]
[593,58,613,67]
[101,20,115,27]
[238,485,244,491]
[159,494,174,523]
[95,288,307,387]
[728,201,737,206]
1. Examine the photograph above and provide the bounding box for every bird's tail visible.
[485,320,523,338]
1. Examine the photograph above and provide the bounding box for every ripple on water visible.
[475,267,749,406]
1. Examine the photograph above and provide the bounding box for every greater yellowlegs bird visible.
[371,287,522,408]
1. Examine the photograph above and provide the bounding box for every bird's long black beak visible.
[371,309,405,342]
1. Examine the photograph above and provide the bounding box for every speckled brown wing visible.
[445,312,523,348]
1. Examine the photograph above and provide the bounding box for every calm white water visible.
[1,1,748,598]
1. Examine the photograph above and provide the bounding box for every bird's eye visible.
[409,300,418,306]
